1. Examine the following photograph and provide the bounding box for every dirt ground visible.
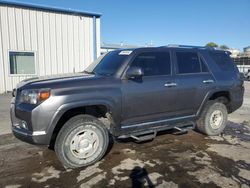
[0,82,249,188]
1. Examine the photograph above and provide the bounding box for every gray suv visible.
[10,45,244,168]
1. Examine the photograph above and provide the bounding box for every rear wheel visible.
[55,115,109,169]
[196,101,228,136]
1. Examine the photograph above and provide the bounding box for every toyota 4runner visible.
[10,45,244,168]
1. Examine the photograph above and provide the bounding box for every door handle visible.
[164,83,177,87]
[203,79,214,84]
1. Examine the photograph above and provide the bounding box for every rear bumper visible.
[229,98,243,113]
[229,85,244,113]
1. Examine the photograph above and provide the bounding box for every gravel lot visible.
[0,82,249,188]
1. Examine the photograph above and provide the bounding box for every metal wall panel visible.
[78,16,85,71]
[96,18,101,57]
[0,6,11,91]
[0,8,6,92]
[0,5,100,93]
[50,13,57,75]
[55,13,63,74]
[36,10,45,76]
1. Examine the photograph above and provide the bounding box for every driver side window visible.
[130,51,171,76]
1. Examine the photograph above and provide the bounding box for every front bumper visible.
[12,127,48,145]
[10,102,50,145]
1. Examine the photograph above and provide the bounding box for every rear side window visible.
[209,51,234,71]
[200,57,209,72]
[176,52,201,74]
[130,51,171,76]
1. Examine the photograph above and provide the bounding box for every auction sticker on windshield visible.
[119,50,133,55]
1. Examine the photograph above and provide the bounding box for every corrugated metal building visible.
[0,1,101,93]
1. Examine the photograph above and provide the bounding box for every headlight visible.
[20,89,51,104]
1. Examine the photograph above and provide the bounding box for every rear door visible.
[173,49,215,116]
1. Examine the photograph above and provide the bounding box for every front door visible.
[121,50,177,126]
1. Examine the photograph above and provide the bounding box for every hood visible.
[16,72,95,89]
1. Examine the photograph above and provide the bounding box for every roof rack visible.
[164,44,215,50]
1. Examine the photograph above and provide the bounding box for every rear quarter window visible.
[209,51,235,71]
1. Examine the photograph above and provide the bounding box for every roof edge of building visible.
[0,0,102,17]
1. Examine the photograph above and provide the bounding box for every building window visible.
[9,51,36,75]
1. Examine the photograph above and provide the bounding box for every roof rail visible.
[164,44,214,50]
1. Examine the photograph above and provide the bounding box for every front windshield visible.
[85,50,131,76]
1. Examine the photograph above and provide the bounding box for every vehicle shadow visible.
[129,166,154,188]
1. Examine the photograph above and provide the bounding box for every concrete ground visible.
[0,83,249,188]
[0,93,12,135]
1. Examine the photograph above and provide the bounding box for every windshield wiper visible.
[96,72,112,76]
[83,70,112,76]
[83,70,95,75]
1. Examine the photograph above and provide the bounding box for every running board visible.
[173,123,195,135]
[117,122,196,141]
[130,131,157,142]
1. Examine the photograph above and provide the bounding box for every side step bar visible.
[130,131,157,142]
[173,123,195,135]
[118,122,196,142]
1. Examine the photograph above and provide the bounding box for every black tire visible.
[196,101,228,136]
[55,114,109,169]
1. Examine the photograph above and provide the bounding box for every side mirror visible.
[126,67,144,79]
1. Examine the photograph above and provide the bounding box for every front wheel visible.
[55,115,109,169]
[196,101,228,136]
